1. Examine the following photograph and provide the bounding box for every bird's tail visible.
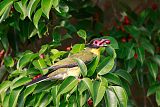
[25,75,50,87]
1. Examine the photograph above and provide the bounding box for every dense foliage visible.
[0,0,159,107]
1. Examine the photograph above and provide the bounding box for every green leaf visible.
[82,78,94,98]
[0,0,13,16]
[78,81,88,94]
[58,76,78,95]
[3,94,10,107]
[111,86,128,107]
[105,89,118,107]
[77,29,87,42]
[136,47,145,64]
[39,94,52,107]
[105,46,117,58]
[34,92,46,107]
[18,85,36,106]
[116,44,127,59]
[61,33,72,40]
[33,8,42,29]
[1,91,6,104]
[141,39,155,55]
[52,0,59,8]
[9,87,23,107]
[77,92,87,107]
[14,1,27,20]
[139,10,149,24]
[156,89,160,106]
[4,56,14,67]
[0,81,11,93]
[51,86,60,106]
[27,0,40,19]
[22,0,27,5]
[73,58,87,77]
[125,58,136,72]
[124,25,140,38]
[0,31,9,51]
[97,57,115,75]
[70,44,85,54]
[39,44,48,54]
[0,4,11,23]
[33,81,54,94]
[101,36,119,49]
[126,44,135,60]
[93,81,106,106]
[11,77,31,89]
[152,55,160,66]
[87,57,100,77]
[41,0,53,19]
[104,73,122,86]
[17,53,38,69]
[147,62,158,81]
[147,83,160,96]
[32,59,48,74]
[24,85,37,98]
[100,76,108,88]
[115,69,133,85]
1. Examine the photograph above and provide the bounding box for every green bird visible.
[26,38,110,86]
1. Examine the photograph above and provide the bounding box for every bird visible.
[25,38,111,87]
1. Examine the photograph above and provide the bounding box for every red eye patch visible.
[92,39,110,47]
[93,40,100,44]
[99,40,106,45]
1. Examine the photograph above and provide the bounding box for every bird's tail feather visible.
[25,75,50,87]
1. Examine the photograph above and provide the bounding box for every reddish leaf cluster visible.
[121,35,132,43]
[123,16,130,25]
[134,53,138,59]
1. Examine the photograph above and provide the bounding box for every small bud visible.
[66,46,71,51]
[39,54,45,59]
[121,37,127,43]
[152,3,158,11]
[87,98,93,106]
[134,53,138,59]
[32,74,42,80]
[123,16,130,25]
[32,76,37,80]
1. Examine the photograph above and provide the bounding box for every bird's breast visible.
[47,67,80,80]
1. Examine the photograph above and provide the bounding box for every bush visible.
[0,0,160,107]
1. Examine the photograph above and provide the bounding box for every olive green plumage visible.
[47,47,99,79]
[53,48,97,67]
[26,38,110,86]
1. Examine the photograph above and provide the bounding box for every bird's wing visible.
[46,50,96,71]
[25,50,96,87]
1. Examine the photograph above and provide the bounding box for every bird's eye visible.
[93,40,99,44]
[94,41,97,44]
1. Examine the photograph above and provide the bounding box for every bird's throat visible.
[87,47,100,56]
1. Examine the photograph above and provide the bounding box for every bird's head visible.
[86,38,110,48]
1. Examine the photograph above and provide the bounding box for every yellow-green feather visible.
[47,47,100,79]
